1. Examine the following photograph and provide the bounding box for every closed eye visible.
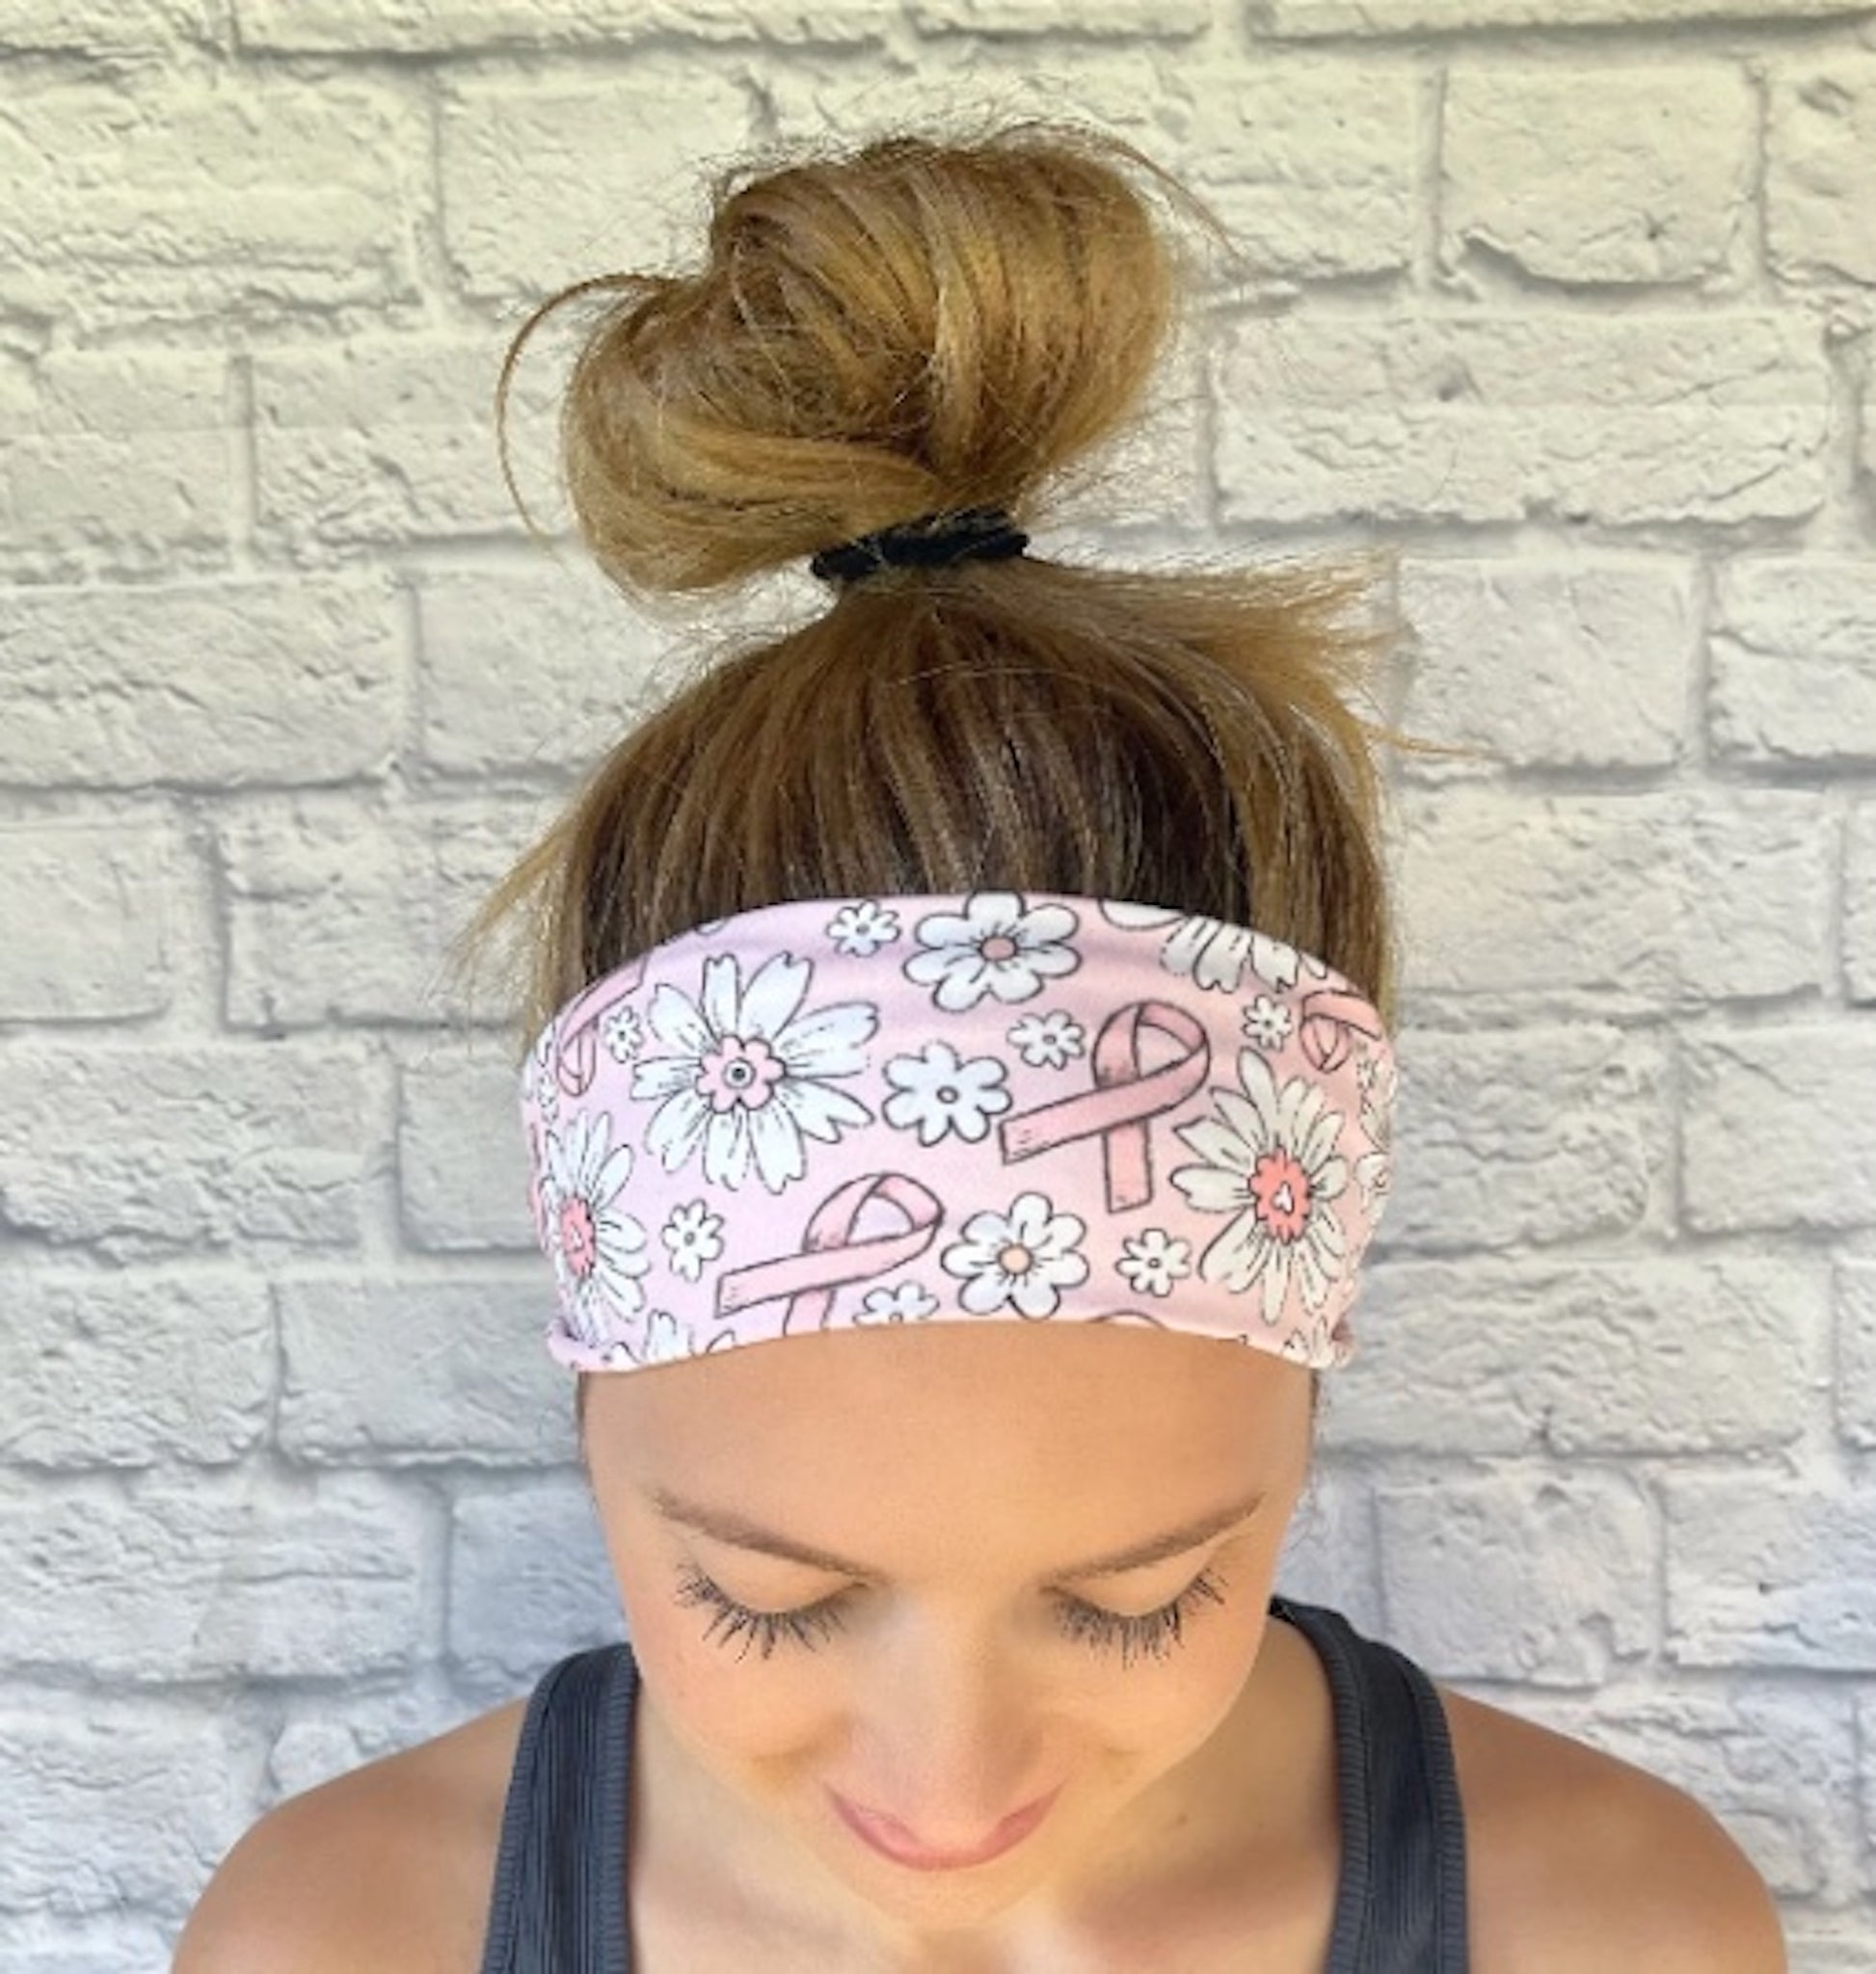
[671,1563,1232,1671]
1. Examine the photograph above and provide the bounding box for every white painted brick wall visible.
[0,3,1870,1968]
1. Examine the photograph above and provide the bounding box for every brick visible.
[0,579,401,788]
[0,1274,270,1464]
[0,1702,241,1912]
[254,337,563,556]
[449,1480,623,1683]
[0,823,172,1020]
[1767,56,1876,285]
[1711,558,1876,764]
[1847,801,1876,1000]
[1179,61,1418,279]
[1396,786,1826,1011]
[1213,311,1829,526]
[1380,1470,1657,1680]
[0,78,418,334]
[1264,0,1875,29]
[278,1273,560,1458]
[0,1472,423,1678]
[1683,1023,1876,1235]
[1839,1260,1876,1449]
[911,0,1209,31]
[0,1919,180,1972]
[1399,559,1693,767]
[1665,1476,1876,1667]
[219,794,537,1027]
[1782,1937,1876,1974]
[771,61,1417,281]
[0,1044,370,1254]
[236,0,884,48]
[0,0,213,50]
[398,1047,539,1247]
[0,351,228,577]
[1336,1257,1819,1455]
[1443,66,1753,283]
[440,71,753,299]
[415,566,668,774]
[1383,1025,1666,1250]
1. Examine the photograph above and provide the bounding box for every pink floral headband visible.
[519,890,1396,1376]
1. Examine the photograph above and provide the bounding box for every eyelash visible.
[672,1563,1231,1670]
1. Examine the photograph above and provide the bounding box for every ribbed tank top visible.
[475,1591,1470,1973]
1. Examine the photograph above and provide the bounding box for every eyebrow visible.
[645,1484,1267,1585]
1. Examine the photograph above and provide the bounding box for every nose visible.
[844,1624,1046,1848]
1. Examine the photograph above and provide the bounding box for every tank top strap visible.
[1269,1593,1471,1974]
[476,1638,637,1974]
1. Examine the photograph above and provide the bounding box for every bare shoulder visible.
[1435,1681,1787,1974]
[172,1696,528,1974]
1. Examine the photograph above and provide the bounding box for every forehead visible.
[585,1320,1306,1525]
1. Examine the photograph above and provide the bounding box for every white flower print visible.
[903,892,1081,1012]
[940,1189,1090,1317]
[1242,995,1294,1051]
[825,899,902,957]
[1112,1227,1195,1298]
[541,1112,654,1346]
[1006,1009,1085,1069]
[1166,1048,1353,1328]
[855,1280,941,1323]
[661,1199,726,1284]
[528,1027,560,1126]
[1351,1048,1396,1221]
[637,1308,742,1367]
[603,1002,644,1063]
[640,1309,694,1366]
[1101,902,1334,999]
[630,949,878,1194]
[881,1039,1012,1145]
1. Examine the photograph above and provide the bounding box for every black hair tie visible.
[809,506,1030,586]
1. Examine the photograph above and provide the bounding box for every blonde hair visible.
[450,118,1474,1450]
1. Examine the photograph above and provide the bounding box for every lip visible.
[829,1783,1059,1871]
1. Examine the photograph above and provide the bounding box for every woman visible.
[175,120,1784,1973]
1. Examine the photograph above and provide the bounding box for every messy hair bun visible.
[495,121,1204,596]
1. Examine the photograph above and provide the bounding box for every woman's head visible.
[579,1316,1313,1940]
[453,117,1454,1941]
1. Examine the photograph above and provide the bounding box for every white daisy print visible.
[661,1199,726,1284]
[1242,994,1294,1051]
[1166,1048,1353,1328]
[1102,902,1334,998]
[903,892,1081,1012]
[540,1111,654,1345]
[1113,1227,1195,1298]
[940,1189,1090,1317]
[825,899,902,957]
[1006,1009,1085,1069]
[603,1002,644,1062]
[630,950,878,1194]
[855,1280,941,1323]
[881,1039,1012,1145]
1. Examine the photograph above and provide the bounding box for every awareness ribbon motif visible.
[518,890,1397,1377]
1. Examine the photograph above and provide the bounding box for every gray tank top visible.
[475,1592,1470,1972]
